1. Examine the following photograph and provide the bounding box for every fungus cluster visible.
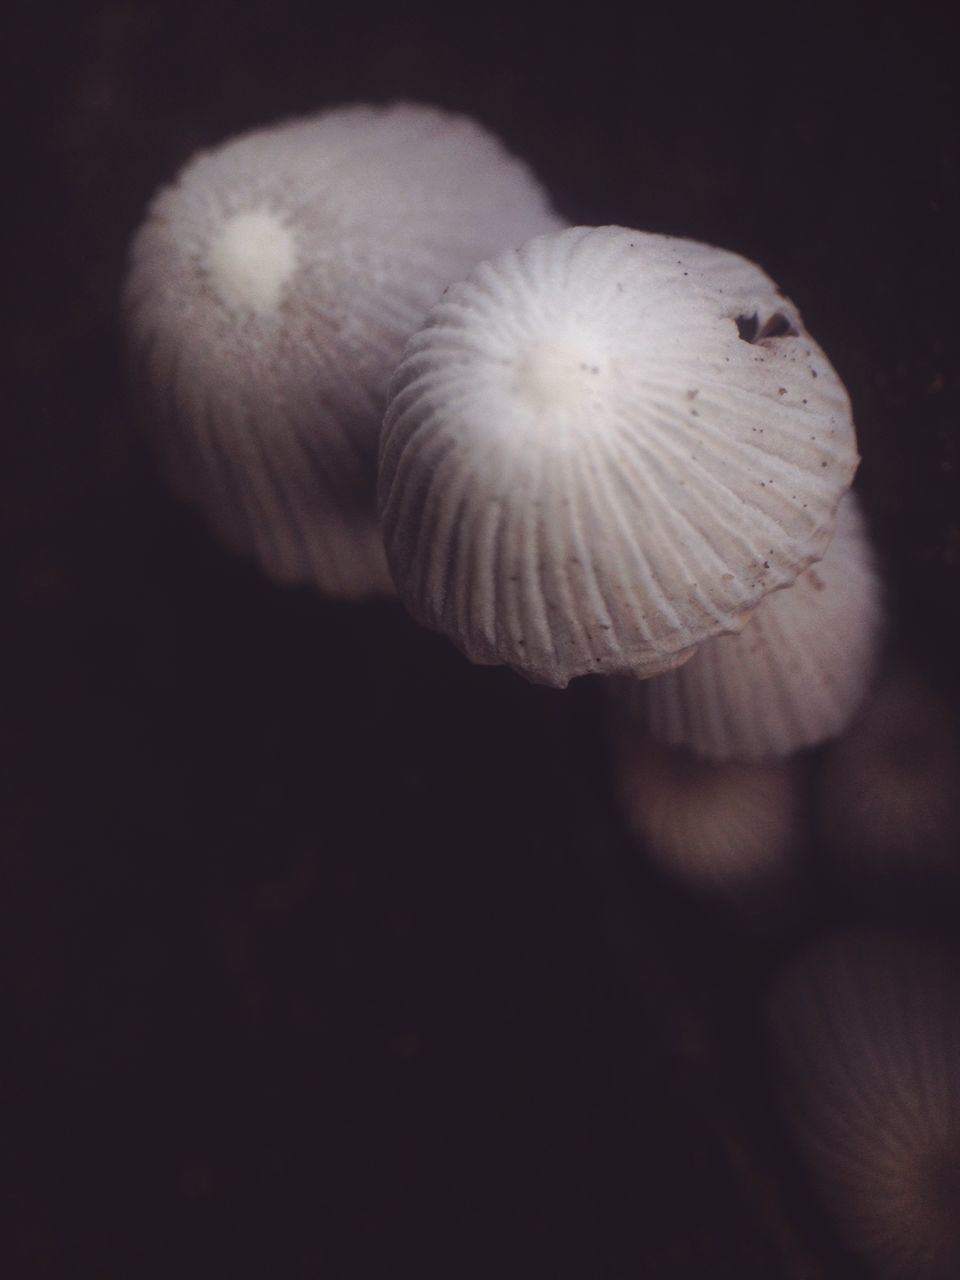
[127,102,889,894]
[371,223,883,892]
[122,98,959,1280]
[613,735,801,906]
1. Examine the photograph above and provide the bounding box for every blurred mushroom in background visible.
[125,102,561,598]
[816,668,960,889]
[379,224,859,685]
[769,928,960,1280]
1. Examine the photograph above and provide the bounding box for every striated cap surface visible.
[379,225,859,685]
[770,931,960,1280]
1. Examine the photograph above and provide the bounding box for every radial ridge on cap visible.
[612,732,801,898]
[379,225,859,685]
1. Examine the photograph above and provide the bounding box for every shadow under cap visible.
[769,929,960,1280]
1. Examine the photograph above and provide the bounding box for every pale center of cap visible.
[206,208,297,315]
[513,341,607,418]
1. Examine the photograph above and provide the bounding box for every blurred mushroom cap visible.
[125,102,561,598]
[770,929,960,1280]
[612,732,802,900]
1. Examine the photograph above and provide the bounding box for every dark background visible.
[5,3,959,1276]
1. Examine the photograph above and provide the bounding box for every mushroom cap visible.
[379,225,859,685]
[817,670,960,874]
[612,731,801,898]
[769,930,960,1280]
[125,102,561,598]
[616,490,884,761]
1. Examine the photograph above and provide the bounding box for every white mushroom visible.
[613,490,884,760]
[125,103,561,598]
[817,669,960,876]
[769,930,960,1280]
[612,731,802,904]
[379,225,859,685]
